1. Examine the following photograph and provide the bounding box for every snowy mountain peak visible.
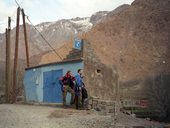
[0,10,108,60]
[70,17,93,32]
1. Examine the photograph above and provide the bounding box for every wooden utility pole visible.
[5,17,11,103]
[8,17,11,102]
[5,28,8,102]
[21,9,30,67]
[13,7,20,103]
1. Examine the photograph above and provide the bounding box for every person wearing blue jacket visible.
[74,69,84,109]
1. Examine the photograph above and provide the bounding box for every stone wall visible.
[83,40,119,100]
[0,93,5,104]
[88,97,115,114]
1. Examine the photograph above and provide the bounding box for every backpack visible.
[82,87,88,99]
[62,76,74,89]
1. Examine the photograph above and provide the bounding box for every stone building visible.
[64,39,119,100]
[23,39,119,103]
[83,40,119,100]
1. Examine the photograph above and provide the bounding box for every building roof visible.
[26,58,83,70]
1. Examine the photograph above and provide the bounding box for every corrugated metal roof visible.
[26,58,83,70]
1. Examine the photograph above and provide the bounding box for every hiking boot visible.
[71,101,74,105]
[63,105,67,109]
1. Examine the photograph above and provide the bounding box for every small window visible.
[96,69,101,73]
[96,69,101,76]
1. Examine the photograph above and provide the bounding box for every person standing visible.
[59,71,75,108]
[74,69,84,109]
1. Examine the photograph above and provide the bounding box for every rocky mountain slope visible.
[0,11,108,88]
[36,0,170,84]
[85,0,170,82]
[1,0,170,121]
[0,11,108,61]
[1,0,170,101]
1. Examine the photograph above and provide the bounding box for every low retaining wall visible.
[0,93,5,104]
[88,97,116,114]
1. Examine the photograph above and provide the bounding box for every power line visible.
[14,0,24,8]
[14,0,63,60]
[15,0,24,7]
[26,15,63,60]
[19,0,24,6]
[14,0,20,7]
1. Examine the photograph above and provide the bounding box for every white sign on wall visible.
[74,39,82,50]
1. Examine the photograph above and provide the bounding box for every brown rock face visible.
[86,0,170,82]
[83,41,118,100]
[0,13,106,61]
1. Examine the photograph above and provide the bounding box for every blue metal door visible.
[43,69,63,103]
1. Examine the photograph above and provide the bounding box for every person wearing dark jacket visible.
[59,71,75,108]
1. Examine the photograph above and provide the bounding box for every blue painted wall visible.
[43,69,63,103]
[23,68,41,102]
[23,61,84,103]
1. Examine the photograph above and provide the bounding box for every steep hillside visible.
[90,11,108,25]
[0,11,108,88]
[0,12,108,61]
[85,0,170,82]
[39,41,73,65]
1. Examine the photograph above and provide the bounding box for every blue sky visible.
[0,0,134,33]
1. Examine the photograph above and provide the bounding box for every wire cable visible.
[19,0,24,6]
[26,16,63,60]
[14,0,63,60]
[14,0,20,7]
[14,0,24,7]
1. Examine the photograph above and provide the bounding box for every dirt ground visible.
[0,104,166,128]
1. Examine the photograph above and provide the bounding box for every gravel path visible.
[0,104,165,128]
[0,104,112,128]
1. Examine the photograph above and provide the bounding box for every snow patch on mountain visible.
[70,17,93,32]
[36,22,57,32]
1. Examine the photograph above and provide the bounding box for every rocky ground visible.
[0,104,166,128]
